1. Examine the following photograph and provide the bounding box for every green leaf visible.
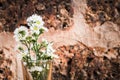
[19,31,26,37]
[31,39,36,43]
[26,36,32,42]
[18,47,24,51]
[39,28,44,34]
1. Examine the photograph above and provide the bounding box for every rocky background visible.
[0,0,120,80]
[0,0,73,32]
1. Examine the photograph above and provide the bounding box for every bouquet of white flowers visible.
[14,14,58,80]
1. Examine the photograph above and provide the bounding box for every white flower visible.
[41,26,48,32]
[41,42,59,58]
[23,50,28,55]
[42,38,49,44]
[27,14,44,27]
[45,43,59,58]
[14,26,28,41]
[46,43,55,54]
[27,14,48,34]
[30,26,41,34]
[29,66,43,72]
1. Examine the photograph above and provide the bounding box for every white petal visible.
[27,14,44,28]
[41,27,48,32]
[14,26,28,41]
[29,66,43,72]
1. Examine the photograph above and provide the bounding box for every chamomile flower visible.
[30,25,41,34]
[27,14,44,28]
[46,43,59,58]
[27,14,48,34]
[14,14,59,80]
[14,26,28,41]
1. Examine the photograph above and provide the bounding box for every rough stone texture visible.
[0,0,120,80]
[0,45,17,80]
[71,0,120,48]
[40,0,120,48]
[0,32,31,80]
[53,43,120,80]
[85,0,120,26]
[0,0,73,31]
[0,32,15,48]
[0,0,119,48]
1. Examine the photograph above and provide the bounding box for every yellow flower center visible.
[36,21,40,24]
[33,26,38,30]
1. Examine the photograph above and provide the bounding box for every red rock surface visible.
[53,43,120,80]
[0,0,73,31]
[0,45,17,80]
[0,0,120,80]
